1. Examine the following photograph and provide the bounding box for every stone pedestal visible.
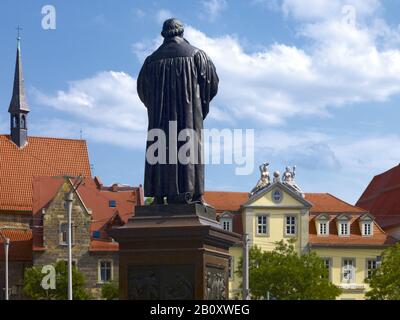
[110,204,241,300]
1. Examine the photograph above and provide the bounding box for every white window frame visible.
[362,222,373,236]
[321,257,332,280]
[221,218,233,232]
[256,215,269,236]
[342,258,356,283]
[365,258,377,279]
[339,222,350,237]
[318,221,329,236]
[98,259,113,284]
[285,215,297,236]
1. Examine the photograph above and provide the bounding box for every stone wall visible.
[0,261,32,300]
[33,182,119,299]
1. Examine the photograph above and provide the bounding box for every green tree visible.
[366,242,400,300]
[23,261,92,300]
[101,281,119,300]
[238,240,341,300]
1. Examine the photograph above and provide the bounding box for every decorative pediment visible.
[220,211,233,219]
[315,213,330,221]
[244,181,312,209]
[359,213,374,222]
[336,213,352,221]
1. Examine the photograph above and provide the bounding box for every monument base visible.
[110,204,241,300]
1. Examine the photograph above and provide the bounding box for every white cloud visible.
[155,9,174,24]
[176,22,400,126]
[32,71,147,149]
[255,129,400,174]
[281,0,380,21]
[202,0,227,21]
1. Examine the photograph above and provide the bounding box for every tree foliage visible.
[366,242,400,300]
[101,281,119,300]
[23,261,92,300]
[238,240,341,300]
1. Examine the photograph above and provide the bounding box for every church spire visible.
[9,32,30,147]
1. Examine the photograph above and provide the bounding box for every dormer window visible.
[336,214,351,237]
[339,222,349,236]
[363,222,372,236]
[319,221,328,235]
[220,212,233,232]
[315,214,330,236]
[359,214,374,236]
[109,200,116,208]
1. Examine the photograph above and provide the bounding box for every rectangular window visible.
[285,216,296,235]
[339,222,349,236]
[322,258,331,280]
[59,222,74,245]
[257,215,268,235]
[221,219,232,232]
[363,223,372,236]
[99,260,112,283]
[342,259,355,283]
[109,200,116,208]
[228,256,234,280]
[366,259,377,279]
[319,222,328,235]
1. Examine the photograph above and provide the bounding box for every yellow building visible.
[205,167,397,300]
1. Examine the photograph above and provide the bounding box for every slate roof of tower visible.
[8,39,29,113]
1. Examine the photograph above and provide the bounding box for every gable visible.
[244,182,311,208]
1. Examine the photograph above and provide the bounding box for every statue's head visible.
[161,18,184,38]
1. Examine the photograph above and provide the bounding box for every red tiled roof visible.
[305,193,366,214]
[357,164,400,227]
[89,239,119,252]
[204,190,393,245]
[204,191,248,235]
[204,191,248,213]
[0,135,91,212]
[0,228,32,261]
[32,176,143,249]
[309,215,396,246]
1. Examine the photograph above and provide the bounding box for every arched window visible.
[21,115,26,129]
[12,115,18,128]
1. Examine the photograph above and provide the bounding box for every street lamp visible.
[242,233,250,300]
[62,175,83,301]
[0,229,10,300]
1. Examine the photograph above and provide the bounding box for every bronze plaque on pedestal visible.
[128,265,195,300]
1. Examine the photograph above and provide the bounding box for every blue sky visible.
[1,0,400,204]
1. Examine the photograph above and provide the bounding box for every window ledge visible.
[338,284,365,290]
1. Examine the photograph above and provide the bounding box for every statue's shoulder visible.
[146,38,201,62]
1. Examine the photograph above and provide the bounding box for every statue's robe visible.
[137,36,219,199]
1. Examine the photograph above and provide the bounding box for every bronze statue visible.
[137,18,219,205]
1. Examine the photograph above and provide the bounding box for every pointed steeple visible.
[8,36,29,113]
[9,34,30,148]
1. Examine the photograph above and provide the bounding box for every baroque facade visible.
[205,166,397,300]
